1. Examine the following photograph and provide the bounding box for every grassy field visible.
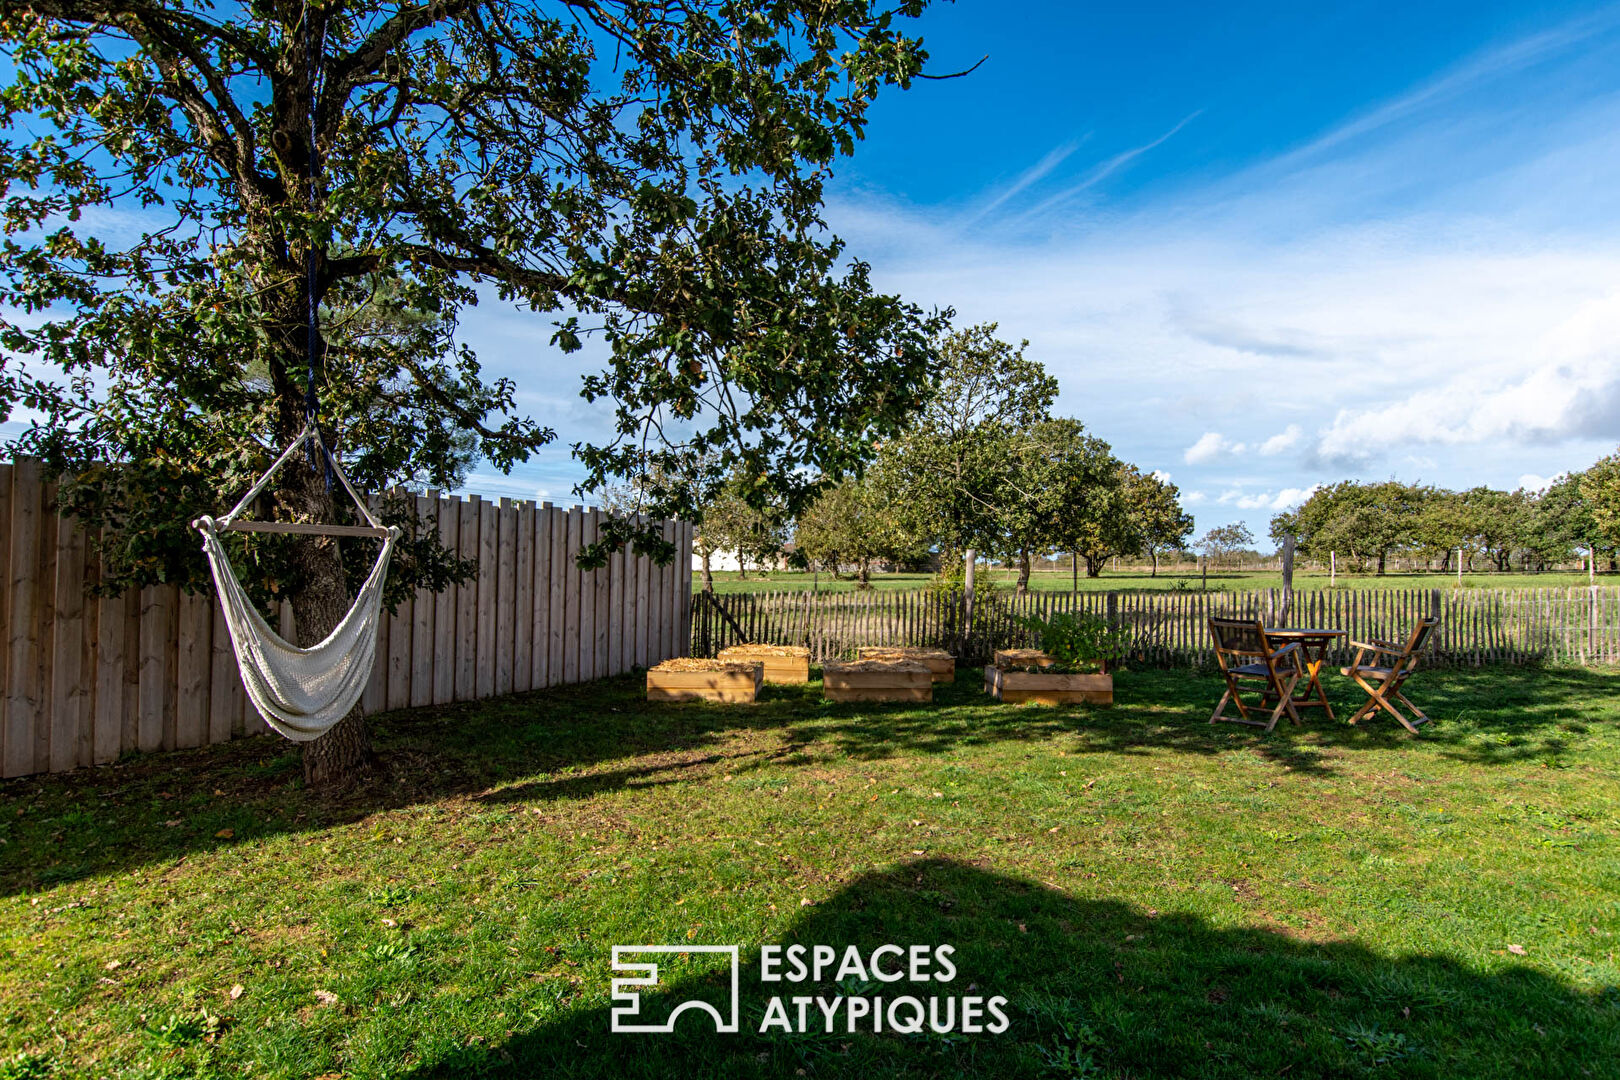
[2,666,1617,1079]
[696,568,1610,595]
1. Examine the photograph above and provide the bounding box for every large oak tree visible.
[0,0,948,786]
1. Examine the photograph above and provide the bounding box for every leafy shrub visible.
[1017,612,1131,671]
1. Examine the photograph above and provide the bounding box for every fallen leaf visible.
[381,918,397,929]
[215,828,234,839]
[1508,944,1527,956]
[229,984,244,1000]
[104,959,121,971]
[313,989,339,1007]
[799,898,812,907]
[911,849,925,855]
[164,819,182,828]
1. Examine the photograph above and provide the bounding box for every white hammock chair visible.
[193,426,400,742]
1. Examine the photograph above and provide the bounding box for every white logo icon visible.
[610,945,741,1033]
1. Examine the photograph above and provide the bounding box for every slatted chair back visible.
[1401,617,1441,664]
[1206,617,1304,732]
[1339,616,1442,733]
[1209,617,1270,662]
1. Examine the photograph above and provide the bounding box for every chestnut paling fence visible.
[0,459,693,779]
[690,585,1620,667]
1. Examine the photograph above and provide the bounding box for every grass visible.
[697,568,1611,595]
[1,665,1618,1079]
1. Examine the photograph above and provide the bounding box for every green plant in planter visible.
[1016,612,1132,673]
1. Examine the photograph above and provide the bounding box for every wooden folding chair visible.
[1339,617,1440,733]
[1207,617,1306,732]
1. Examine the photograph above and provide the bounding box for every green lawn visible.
[698,568,1609,595]
[2,666,1617,1079]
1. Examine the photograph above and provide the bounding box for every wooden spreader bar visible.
[210,519,392,539]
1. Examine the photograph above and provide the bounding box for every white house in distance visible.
[692,548,745,572]
[690,544,794,573]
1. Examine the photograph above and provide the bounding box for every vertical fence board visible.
[634,516,650,668]
[386,563,414,713]
[455,496,480,702]
[548,505,566,686]
[608,530,626,675]
[495,498,516,697]
[208,597,240,745]
[174,588,211,750]
[533,504,553,689]
[476,499,498,700]
[513,500,534,694]
[593,511,612,678]
[3,461,41,776]
[136,585,174,753]
[96,551,134,761]
[578,509,597,681]
[411,495,438,708]
[563,508,581,684]
[433,496,459,706]
[49,510,89,771]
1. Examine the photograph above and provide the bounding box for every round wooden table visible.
[1262,627,1348,720]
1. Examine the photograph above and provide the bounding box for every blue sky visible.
[10,2,1620,547]
[453,0,1620,544]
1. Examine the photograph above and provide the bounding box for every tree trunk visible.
[1376,550,1386,576]
[1150,548,1158,577]
[278,432,374,792]
[262,270,373,791]
[857,559,871,590]
[1016,547,1031,596]
[701,550,714,593]
[1085,554,1104,578]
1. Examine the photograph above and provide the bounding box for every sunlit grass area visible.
[1,667,1616,1078]
[697,568,1609,595]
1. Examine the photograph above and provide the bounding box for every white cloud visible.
[1182,490,1208,504]
[1215,485,1320,512]
[1150,469,1172,482]
[1258,425,1303,456]
[1183,432,1246,464]
[1517,473,1555,493]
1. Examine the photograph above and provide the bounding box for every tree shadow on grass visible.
[407,858,1618,1080]
[1,666,1611,896]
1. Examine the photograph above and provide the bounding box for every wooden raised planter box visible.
[647,659,763,703]
[717,644,811,684]
[855,647,955,683]
[987,649,1055,692]
[823,660,933,703]
[989,666,1113,706]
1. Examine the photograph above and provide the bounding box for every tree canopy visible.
[0,0,949,784]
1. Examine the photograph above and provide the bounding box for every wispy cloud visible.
[1019,110,1203,219]
[966,137,1088,223]
[1266,6,1620,175]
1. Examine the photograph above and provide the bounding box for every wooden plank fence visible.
[691,585,1620,667]
[0,460,693,779]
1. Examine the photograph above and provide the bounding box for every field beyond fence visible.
[691,584,1620,667]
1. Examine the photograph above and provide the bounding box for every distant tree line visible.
[699,324,1195,592]
[1270,459,1620,575]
